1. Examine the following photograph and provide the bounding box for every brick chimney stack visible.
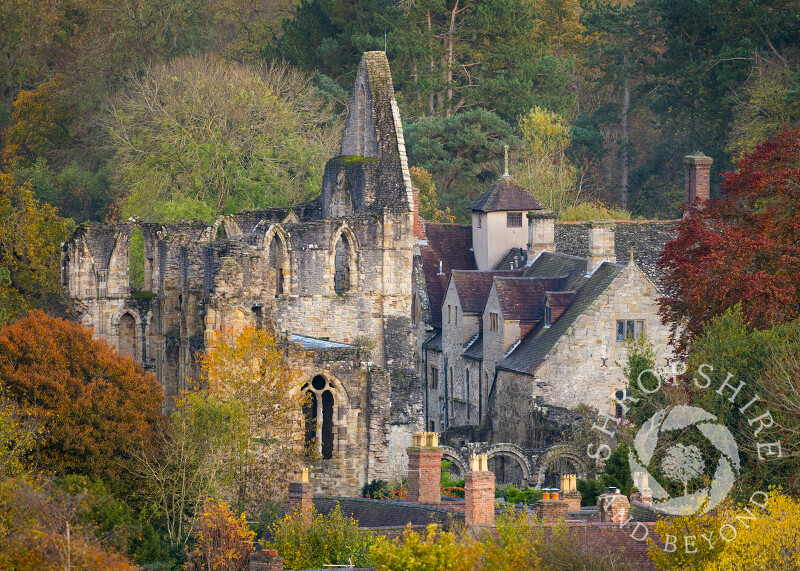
[412,187,427,240]
[684,152,713,213]
[407,432,442,503]
[287,468,313,527]
[597,489,630,523]
[465,454,495,527]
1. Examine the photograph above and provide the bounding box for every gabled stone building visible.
[61,52,422,496]
[411,163,710,450]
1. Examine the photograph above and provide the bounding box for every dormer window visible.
[507,212,522,227]
[545,301,552,328]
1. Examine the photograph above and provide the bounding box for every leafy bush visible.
[370,523,481,571]
[495,485,542,505]
[362,479,407,500]
[267,503,374,570]
[560,201,631,221]
[190,499,255,571]
[440,461,465,498]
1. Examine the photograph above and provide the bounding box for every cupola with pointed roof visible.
[469,147,544,270]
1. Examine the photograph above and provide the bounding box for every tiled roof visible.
[424,330,442,352]
[498,262,623,376]
[493,277,563,321]
[468,176,544,212]
[418,223,476,327]
[451,269,523,314]
[546,291,576,306]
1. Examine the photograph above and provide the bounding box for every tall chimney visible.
[684,152,713,214]
[527,211,556,260]
[412,187,426,240]
[587,221,616,273]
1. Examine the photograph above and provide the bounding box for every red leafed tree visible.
[0,311,165,494]
[659,126,800,351]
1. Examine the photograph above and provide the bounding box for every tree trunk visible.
[445,0,459,117]
[427,12,435,117]
[620,62,630,210]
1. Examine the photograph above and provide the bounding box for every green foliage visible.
[560,201,631,221]
[268,504,375,570]
[404,110,521,220]
[370,523,480,571]
[494,485,542,505]
[108,56,339,222]
[576,478,606,507]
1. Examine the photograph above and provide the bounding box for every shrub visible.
[267,504,374,570]
[190,499,256,571]
[560,201,631,221]
[495,485,543,505]
[370,523,481,571]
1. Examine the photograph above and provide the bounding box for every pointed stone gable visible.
[325,51,413,214]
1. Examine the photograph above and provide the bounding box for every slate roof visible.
[450,269,522,314]
[493,277,563,321]
[313,497,463,528]
[498,262,624,376]
[468,176,544,212]
[418,223,477,327]
[495,247,529,270]
[424,330,442,352]
[524,252,589,292]
[463,332,483,360]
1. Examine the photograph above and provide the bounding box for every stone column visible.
[560,474,582,512]
[587,221,616,273]
[249,549,284,571]
[684,152,713,213]
[598,491,630,523]
[407,432,442,503]
[287,468,313,526]
[465,454,495,528]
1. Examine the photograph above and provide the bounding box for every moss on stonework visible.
[338,155,379,164]
[131,290,157,300]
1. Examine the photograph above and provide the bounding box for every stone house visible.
[61,52,422,496]
[412,161,711,449]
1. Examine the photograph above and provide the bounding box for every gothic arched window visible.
[302,375,336,460]
[268,234,287,296]
[334,234,351,295]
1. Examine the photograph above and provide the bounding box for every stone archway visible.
[533,445,591,490]
[485,443,533,488]
[438,445,467,479]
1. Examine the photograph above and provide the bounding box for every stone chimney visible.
[407,432,442,503]
[597,489,630,523]
[465,454,495,527]
[587,221,616,273]
[287,468,313,527]
[527,210,556,259]
[684,152,713,213]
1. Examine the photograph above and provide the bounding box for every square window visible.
[617,320,645,341]
[507,212,522,227]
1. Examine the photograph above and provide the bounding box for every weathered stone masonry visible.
[61,52,421,496]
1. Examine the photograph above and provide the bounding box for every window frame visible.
[616,319,645,342]
[489,312,499,331]
[507,212,523,228]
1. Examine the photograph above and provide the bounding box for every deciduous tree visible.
[0,311,164,494]
[658,126,800,351]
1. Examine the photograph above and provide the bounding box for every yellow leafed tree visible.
[200,326,307,511]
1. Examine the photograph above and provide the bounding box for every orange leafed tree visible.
[0,311,164,495]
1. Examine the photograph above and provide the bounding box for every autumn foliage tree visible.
[658,126,800,350]
[190,499,255,571]
[0,312,164,494]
